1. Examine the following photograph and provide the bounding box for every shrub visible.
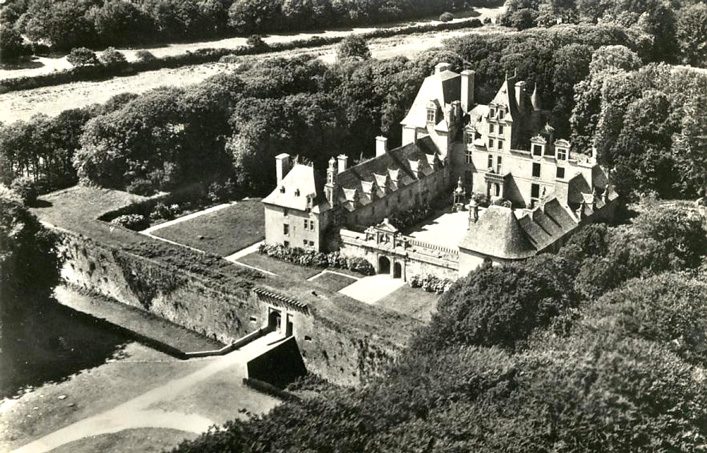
[10,176,38,206]
[135,50,156,62]
[246,35,269,50]
[408,274,453,293]
[439,12,454,22]
[336,35,371,61]
[258,243,374,276]
[67,47,100,67]
[110,214,149,231]
[99,47,127,68]
[151,202,175,221]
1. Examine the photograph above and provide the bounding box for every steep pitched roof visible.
[490,76,520,121]
[334,136,441,208]
[458,206,536,259]
[262,164,325,211]
[401,70,461,129]
[518,198,579,250]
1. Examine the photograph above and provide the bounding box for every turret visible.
[325,157,338,207]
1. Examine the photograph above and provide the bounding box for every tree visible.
[414,259,578,352]
[336,35,371,61]
[677,3,707,67]
[0,186,61,310]
[0,27,29,61]
[246,34,268,50]
[67,47,100,67]
[227,0,282,34]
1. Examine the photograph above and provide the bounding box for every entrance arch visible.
[393,262,402,279]
[268,310,282,333]
[378,256,391,274]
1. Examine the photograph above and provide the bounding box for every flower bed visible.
[258,243,375,276]
[408,274,454,294]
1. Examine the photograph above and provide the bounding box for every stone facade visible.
[263,63,618,279]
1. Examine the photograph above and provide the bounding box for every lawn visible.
[151,200,264,256]
[309,271,359,292]
[236,252,322,281]
[49,428,197,453]
[375,284,441,323]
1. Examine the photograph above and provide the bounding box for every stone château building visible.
[263,63,617,278]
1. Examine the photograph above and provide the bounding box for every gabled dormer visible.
[530,135,547,158]
[554,139,570,161]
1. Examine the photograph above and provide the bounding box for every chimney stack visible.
[275,153,292,185]
[435,62,452,74]
[337,154,348,173]
[515,81,526,109]
[461,70,475,112]
[376,136,388,157]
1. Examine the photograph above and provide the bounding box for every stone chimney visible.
[515,81,526,110]
[435,62,452,74]
[275,153,291,185]
[461,70,475,112]
[337,154,348,173]
[376,136,388,157]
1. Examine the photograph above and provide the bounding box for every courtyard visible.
[404,205,487,250]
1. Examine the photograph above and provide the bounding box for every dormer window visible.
[532,144,544,157]
[280,186,285,193]
[490,107,496,118]
[426,107,436,123]
[499,109,505,120]
[556,147,567,161]
[489,124,495,133]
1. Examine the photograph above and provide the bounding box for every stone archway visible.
[393,262,402,279]
[378,256,391,274]
[268,310,282,333]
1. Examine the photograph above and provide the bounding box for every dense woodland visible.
[0,0,494,56]
[1,23,705,202]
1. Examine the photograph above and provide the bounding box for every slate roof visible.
[517,198,579,251]
[458,206,536,259]
[262,164,325,211]
[401,70,462,129]
[334,136,441,210]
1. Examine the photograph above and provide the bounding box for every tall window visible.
[556,167,565,179]
[557,148,567,160]
[487,154,493,170]
[497,140,503,150]
[499,125,504,135]
[490,107,496,117]
[532,144,543,157]
[466,147,473,164]
[532,163,541,178]
[283,224,290,235]
[496,156,503,174]
[499,109,505,120]
[489,124,495,133]
[531,183,540,199]
[427,108,436,123]
[489,139,495,149]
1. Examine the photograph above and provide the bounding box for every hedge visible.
[0,18,484,94]
[258,243,375,276]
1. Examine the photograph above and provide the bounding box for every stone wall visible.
[58,229,404,386]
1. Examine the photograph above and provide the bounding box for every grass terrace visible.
[150,199,264,256]
[308,271,360,292]
[236,252,323,281]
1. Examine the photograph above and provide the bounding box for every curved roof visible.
[458,206,536,260]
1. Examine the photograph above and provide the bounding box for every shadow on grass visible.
[0,59,45,70]
[0,299,129,399]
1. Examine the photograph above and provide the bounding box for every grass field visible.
[49,428,197,453]
[309,271,359,292]
[1,23,508,123]
[150,200,264,256]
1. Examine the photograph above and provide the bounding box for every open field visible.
[1,333,281,453]
[151,199,264,256]
[0,24,509,124]
[0,6,503,81]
